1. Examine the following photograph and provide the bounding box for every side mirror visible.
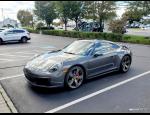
[93,53,103,58]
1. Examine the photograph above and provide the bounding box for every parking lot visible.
[0,33,150,113]
[126,29,150,37]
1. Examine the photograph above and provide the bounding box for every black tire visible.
[120,55,131,73]
[0,38,2,45]
[65,66,85,89]
[21,37,28,43]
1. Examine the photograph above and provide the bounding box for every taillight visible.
[27,32,30,35]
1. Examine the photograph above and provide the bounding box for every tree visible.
[36,22,44,30]
[122,10,143,24]
[68,1,85,31]
[122,1,150,24]
[84,1,116,32]
[34,1,57,28]
[55,1,72,31]
[108,19,126,34]
[128,1,150,16]
[17,10,33,27]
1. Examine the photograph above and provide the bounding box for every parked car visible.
[0,28,31,45]
[36,26,55,30]
[24,39,132,89]
[141,24,150,30]
[0,28,6,32]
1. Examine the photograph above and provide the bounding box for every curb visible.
[0,85,18,113]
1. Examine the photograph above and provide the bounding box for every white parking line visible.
[14,52,38,55]
[45,70,150,113]
[0,54,31,58]
[0,59,13,62]
[0,74,24,81]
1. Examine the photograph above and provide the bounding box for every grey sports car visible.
[24,39,132,89]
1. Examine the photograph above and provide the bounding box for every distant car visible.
[24,40,132,89]
[36,26,55,30]
[0,28,31,45]
[141,24,150,30]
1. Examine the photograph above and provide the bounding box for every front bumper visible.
[23,68,65,88]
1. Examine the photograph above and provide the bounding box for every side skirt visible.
[86,68,119,80]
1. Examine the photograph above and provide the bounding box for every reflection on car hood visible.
[27,51,81,69]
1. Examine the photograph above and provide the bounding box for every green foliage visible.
[128,1,150,16]
[122,10,143,24]
[41,30,123,42]
[108,19,126,34]
[17,10,33,27]
[123,35,150,45]
[26,28,150,45]
[55,1,72,30]
[67,1,85,30]
[34,1,57,27]
[23,27,39,33]
[36,22,44,29]
[83,1,117,32]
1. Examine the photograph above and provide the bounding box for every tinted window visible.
[94,42,120,54]
[111,43,120,49]
[13,30,25,33]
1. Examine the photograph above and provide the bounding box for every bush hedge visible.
[24,28,150,45]
[23,27,39,34]
[42,30,123,42]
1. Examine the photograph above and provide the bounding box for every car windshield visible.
[62,41,94,56]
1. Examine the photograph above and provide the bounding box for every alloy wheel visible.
[121,55,131,72]
[66,66,84,89]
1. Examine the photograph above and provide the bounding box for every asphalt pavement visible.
[126,29,150,37]
[0,33,150,113]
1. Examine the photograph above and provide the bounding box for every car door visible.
[12,30,22,40]
[3,30,16,41]
[87,42,116,78]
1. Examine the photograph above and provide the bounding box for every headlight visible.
[48,62,63,73]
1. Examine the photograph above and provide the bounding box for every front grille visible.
[24,69,51,86]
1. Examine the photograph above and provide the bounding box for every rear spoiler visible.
[118,43,130,49]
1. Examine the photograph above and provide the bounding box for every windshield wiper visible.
[64,52,76,55]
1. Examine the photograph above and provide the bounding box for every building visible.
[0,18,19,28]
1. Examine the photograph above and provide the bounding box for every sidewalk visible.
[0,85,17,113]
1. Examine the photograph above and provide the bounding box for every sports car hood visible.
[26,51,81,70]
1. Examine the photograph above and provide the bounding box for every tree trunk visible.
[99,18,103,32]
[65,23,67,31]
[75,19,78,31]
[64,18,68,31]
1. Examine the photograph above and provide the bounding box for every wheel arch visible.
[123,54,132,63]
[0,37,3,41]
[21,36,28,40]
[66,64,87,80]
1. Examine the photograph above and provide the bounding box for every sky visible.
[0,1,127,22]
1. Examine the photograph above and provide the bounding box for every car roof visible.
[3,28,26,31]
[78,39,114,43]
[77,39,120,46]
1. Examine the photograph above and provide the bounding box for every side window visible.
[7,30,14,34]
[94,42,115,54]
[108,43,120,50]
[94,43,108,54]
[13,30,25,33]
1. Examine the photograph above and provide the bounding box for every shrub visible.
[23,27,39,33]
[108,19,126,34]
[41,30,123,42]
[123,35,131,40]
[27,28,150,45]
[145,37,150,39]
